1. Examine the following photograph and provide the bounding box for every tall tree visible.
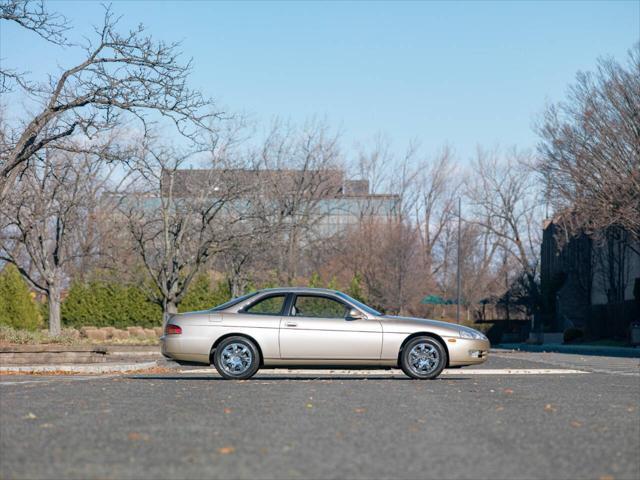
[119,134,255,322]
[258,120,342,283]
[0,3,215,198]
[465,147,544,317]
[536,44,640,237]
[0,150,113,335]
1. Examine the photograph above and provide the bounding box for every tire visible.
[400,336,447,380]
[213,336,261,380]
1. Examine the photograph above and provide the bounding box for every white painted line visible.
[443,368,586,375]
[177,368,586,376]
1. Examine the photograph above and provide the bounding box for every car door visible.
[214,293,287,361]
[279,294,382,359]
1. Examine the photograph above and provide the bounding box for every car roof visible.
[255,287,342,295]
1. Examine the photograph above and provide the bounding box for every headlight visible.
[459,327,487,340]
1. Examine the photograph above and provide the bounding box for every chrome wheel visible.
[220,342,253,375]
[408,342,440,375]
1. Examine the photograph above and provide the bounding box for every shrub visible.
[563,327,584,344]
[0,264,42,330]
[345,274,367,303]
[308,272,322,288]
[62,280,161,328]
[61,275,234,328]
[179,275,231,312]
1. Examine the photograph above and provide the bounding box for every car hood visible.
[380,315,464,335]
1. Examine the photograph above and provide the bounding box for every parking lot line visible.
[177,368,587,375]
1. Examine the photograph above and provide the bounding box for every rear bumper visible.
[160,335,209,364]
[446,337,490,366]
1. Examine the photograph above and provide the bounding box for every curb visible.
[0,361,158,374]
[495,344,640,358]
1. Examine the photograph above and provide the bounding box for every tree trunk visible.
[48,286,62,336]
[163,300,178,325]
[229,276,246,298]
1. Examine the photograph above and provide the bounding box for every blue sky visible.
[1,0,638,163]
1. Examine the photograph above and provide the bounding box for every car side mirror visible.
[346,308,365,320]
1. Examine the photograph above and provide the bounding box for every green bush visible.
[345,274,367,303]
[61,275,234,328]
[563,327,584,344]
[62,280,162,328]
[308,272,322,288]
[0,264,42,330]
[179,275,231,312]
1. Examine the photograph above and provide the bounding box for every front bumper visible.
[446,337,490,366]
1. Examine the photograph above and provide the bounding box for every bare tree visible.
[258,120,342,283]
[0,4,215,198]
[465,147,545,317]
[0,148,115,334]
[119,133,255,322]
[536,44,640,237]
[414,146,460,287]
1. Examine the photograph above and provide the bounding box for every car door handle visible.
[285,321,298,327]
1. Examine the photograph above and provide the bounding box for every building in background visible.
[540,217,640,339]
[162,168,400,237]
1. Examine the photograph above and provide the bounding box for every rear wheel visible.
[213,336,261,380]
[400,336,447,380]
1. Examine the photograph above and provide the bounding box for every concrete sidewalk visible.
[496,343,640,358]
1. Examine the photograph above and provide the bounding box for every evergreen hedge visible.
[179,274,231,312]
[0,264,42,330]
[61,275,233,328]
[62,281,162,328]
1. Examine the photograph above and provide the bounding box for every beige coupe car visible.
[161,287,490,380]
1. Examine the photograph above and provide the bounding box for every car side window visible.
[293,295,348,319]
[245,295,285,315]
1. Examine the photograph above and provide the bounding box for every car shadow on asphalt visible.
[126,375,470,381]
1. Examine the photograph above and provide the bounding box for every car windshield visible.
[334,292,381,316]
[209,292,258,311]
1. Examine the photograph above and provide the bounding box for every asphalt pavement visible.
[1,353,638,480]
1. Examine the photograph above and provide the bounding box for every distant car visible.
[161,287,490,380]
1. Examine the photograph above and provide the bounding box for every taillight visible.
[165,324,182,335]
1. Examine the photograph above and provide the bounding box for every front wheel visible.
[400,337,447,380]
[213,336,261,380]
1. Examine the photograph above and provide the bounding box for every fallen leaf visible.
[599,475,615,480]
[128,432,149,441]
[223,408,233,414]
[218,446,235,455]
[570,421,583,428]
[40,423,53,428]
[544,404,557,413]
[495,406,505,412]
[23,412,37,420]
[503,388,514,395]
[306,403,313,408]
[354,407,367,414]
